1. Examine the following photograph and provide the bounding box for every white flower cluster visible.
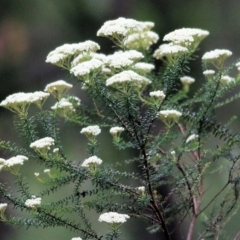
[98,212,130,224]
[137,186,145,192]
[0,203,7,212]
[154,28,208,60]
[51,98,75,116]
[71,238,82,240]
[163,28,209,48]
[0,155,28,174]
[180,76,195,85]
[70,58,103,77]
[104,50,143,69]
[153,44,188,59]
[220,75,234,84]
[25,197,41,208]
[186,134,198,143]
[0,91,50,115]
[203,70,215,77]
[46,40,100,68]
[44,80,73,99]
[236,62,240,72]
[106,70,151,88]
[149,90,166,100]
[157,110,182,121]
[30,137,54,151]
[109,127,125,136]
[97,17,153,39]
[81,156,103,168]
[132,62,155,74]
[80,125,101,137]
[202,49,232,68]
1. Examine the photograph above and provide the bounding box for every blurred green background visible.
[1,1,240,239]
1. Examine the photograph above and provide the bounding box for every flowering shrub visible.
[0,17,240,240]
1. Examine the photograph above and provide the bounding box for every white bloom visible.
[44,80,72,99]
[97,17,154,39]
[157,110,182,120]
[203,70,215,77]
[25,197,41,208]
[137,186,145,192]
[124,31,159,50]
[71,238,82,240]
[186,134,198,143]
[44,169,50,173]
[98,212,130,224]
[5,155,28,168]
[180,76,195,85]
[30,137,55,150]
[153,44,188,59]
[81,156,103,167]
[106,70,151,87]
[202,49,232,65]
[46,41,100,67]
[110,127,124,136]
[70,58,103,77]
[34,172,40,177]
[80,125,101,137]
[220,75,234,84]
[170,150,176,156]
[104,50,143,69]
[132,62,155,73]
[149,91,166,100]
[53,148,59,153]
[0,92,50,115]
[163,28,209,47]
[0,203,7,212]
[0,158,6,171]
[51,98,75,113]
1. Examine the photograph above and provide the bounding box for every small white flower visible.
[98,212,130,224]
[44,80,72,99]
[149,91,166,100]
[153,44,188,59]
[34,172,40,177]
[163,28,209,48]
[51,98,75,114]
[0,158,6,171]
[132,62,155,74]
[0,203,8,212]
[157,110,182,120]
[106,70,151,88]
[80,125,101,136]
[70,58,103,77]
[71,238,82,240]
[220,75,234,84]
[53,148,59,153]
[81,156,103,168]
[180,76,195,85]
[30,137,55,150]
[44,169,50,173]
[202,49,232,68]
[203,70,215,77]
[186,134,198,143]
[25,197,41,208]
[137,186,145,192]
[110,127,124,136]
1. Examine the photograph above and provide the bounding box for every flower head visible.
[0,203,8,221]
[44,80,72,100]
[180,76,195,85]
[30,137,55,157]
[149,91,166,100]
[110,127,125,136]
[202,49,232,68]
[0,92,50,116]
[46,41,100,69]
[157,110,182,127]
[153,44,188,60]
[132,62,155,74]
[163,28,209,48]
[186,134,199,143]
[71,238,82,240]
[81,156,103,168]
[51,98,77,117]
[25,197,41,208]
[98,212,130,224]
[220,75,234,84]
[203,70,215,78]
[106,70,151,88]
[80,125,101,141]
